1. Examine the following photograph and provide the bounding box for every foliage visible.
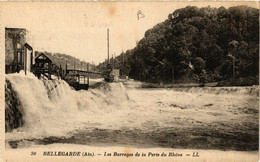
[100,6,259,85]
[35,51,96,72]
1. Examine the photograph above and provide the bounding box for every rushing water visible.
[5,71,259,150]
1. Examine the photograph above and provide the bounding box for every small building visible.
[33,53,64,80]
[34,53,52,79]
[5,28,33,74]
[111,69,120,82]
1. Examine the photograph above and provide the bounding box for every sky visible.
[2,1,259,64]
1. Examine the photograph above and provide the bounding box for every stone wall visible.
[5,79,24,132]
[5,28,27,70]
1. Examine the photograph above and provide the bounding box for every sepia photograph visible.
[1,1,259,162]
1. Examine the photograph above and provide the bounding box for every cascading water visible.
[5,71,259,151]
[5,71,130,141]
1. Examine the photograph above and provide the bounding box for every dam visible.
[5,71,259,151]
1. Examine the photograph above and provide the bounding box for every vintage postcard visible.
[1,1,259,162]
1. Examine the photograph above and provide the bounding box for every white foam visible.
[5,73,259,145]
[5,73,130,140]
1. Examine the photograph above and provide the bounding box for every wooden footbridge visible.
[32,29,115,90]
[66,69,102,77]
[32,53,103,90]
[65,69,103,90]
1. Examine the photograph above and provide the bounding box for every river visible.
[5,72,259,152]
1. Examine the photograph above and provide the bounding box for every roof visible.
[35,53,52,63]
[24,43,33,51]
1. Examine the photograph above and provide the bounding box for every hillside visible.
[98,6,259,86]
[35,51,96,72]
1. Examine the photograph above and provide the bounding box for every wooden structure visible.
[65,68,102,90]
[111,69,120,82]
[103,29,115,82]
[32,53,104,90]
[33,53,53,79]
[66,69,102,78]
[5,28,115,90]
[104,63,114,82]
[23,43,33,75]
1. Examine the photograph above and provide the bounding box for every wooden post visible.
[24,47,27,75]
[31,50,33,71]
[87,63,89,86]
[65,60,68,74]
[59,64,62,79]
[48,63,52,80]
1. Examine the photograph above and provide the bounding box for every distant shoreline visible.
[121,79,259,89]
